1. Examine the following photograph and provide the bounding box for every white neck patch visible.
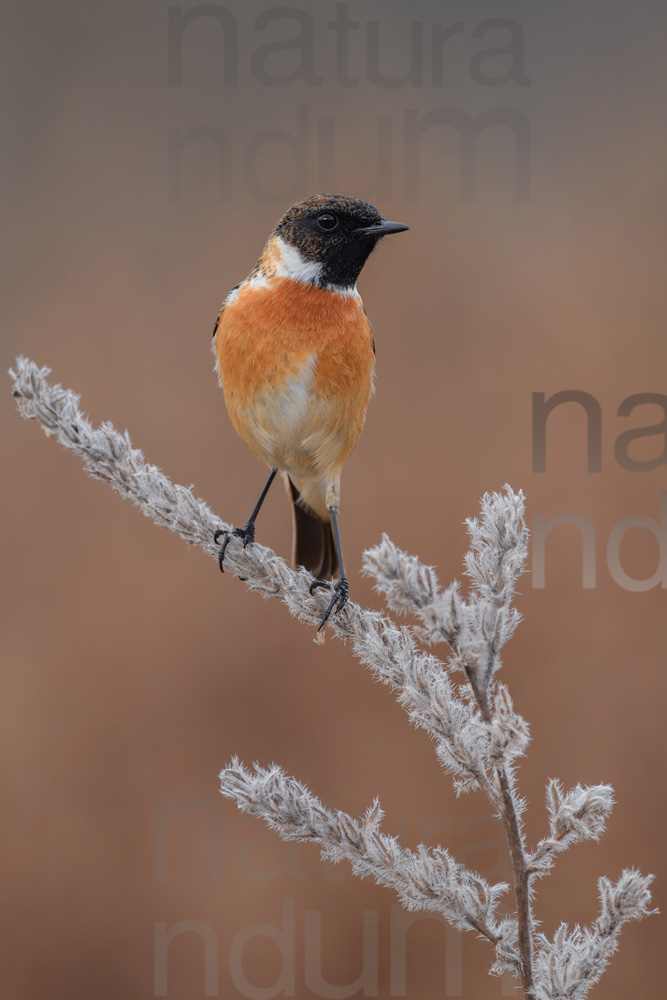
[274,237,323,284]
[273,236,359,298]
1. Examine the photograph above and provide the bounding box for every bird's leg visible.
[310,493,349,631]
[214,467,277,573]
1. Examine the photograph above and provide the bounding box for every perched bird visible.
[212,194,409,629]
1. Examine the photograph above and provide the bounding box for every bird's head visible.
[271,194,409,290]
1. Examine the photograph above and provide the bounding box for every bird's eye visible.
[317,212,338,231]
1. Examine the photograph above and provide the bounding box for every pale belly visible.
[230,353,354,484]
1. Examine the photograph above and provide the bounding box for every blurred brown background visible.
[2,1,666,997]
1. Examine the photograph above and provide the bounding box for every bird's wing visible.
[212,283,242,339]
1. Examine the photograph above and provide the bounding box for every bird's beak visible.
[357,220,410,237]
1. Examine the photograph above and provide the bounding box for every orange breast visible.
[214,277,375,474]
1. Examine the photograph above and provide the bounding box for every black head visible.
[274,194,409,289]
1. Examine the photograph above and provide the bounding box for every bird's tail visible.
[287,477,339,581]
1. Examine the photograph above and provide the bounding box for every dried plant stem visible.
[7,357,358,633]
[499,770,534,993]
[471,676,534,994]
[10,357,655,1000]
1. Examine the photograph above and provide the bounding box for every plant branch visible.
[364,495,536,993]
[9,356,369,633]
[473,680,534,996]
[219,759,513,953]
[10,357,654,998]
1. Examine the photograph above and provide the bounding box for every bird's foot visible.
[310,576,349,632]
[214,523,255,573]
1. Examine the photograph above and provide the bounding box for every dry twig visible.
[10,357,655,998]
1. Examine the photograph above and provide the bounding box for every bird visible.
[212,194,409,630]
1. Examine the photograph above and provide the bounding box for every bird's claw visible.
[313,576,349,632]
[214,524,255,573]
